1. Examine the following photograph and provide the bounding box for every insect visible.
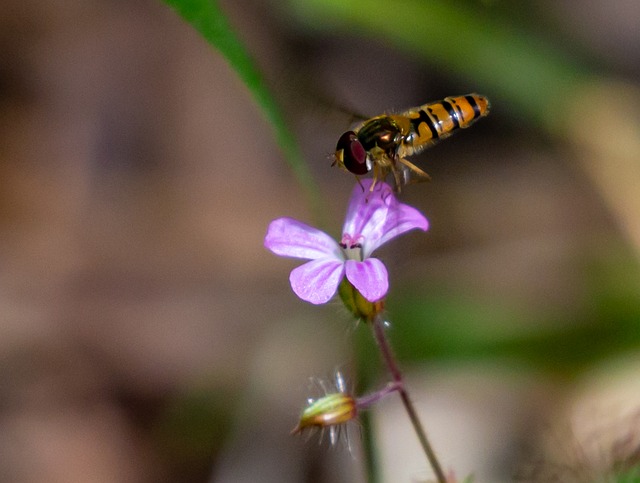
[333,93,490,191]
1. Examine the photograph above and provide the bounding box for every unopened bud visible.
[291,392,357,435]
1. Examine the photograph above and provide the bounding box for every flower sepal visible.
[291,392,357,435]
[338,278,385,322]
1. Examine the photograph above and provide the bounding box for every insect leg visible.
[389,162,404,192]
[369,164,382,192]
[397,157,432,184]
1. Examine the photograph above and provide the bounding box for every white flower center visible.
[340,233,364,261]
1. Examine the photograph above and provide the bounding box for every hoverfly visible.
[333,94,490,191]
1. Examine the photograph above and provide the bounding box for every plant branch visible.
[371,315,447,483]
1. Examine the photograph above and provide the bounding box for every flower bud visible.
[291,392,357,435]
[338,278,385,321]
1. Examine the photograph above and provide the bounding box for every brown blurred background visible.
[1,0,639,481]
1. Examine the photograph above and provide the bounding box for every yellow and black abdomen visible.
[334,93,490,186]
[396,94,490,157]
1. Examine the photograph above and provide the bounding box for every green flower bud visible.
[291,392,357,435]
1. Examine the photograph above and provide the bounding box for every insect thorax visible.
[356,116,403,159]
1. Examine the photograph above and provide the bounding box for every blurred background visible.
[1,0,640,481]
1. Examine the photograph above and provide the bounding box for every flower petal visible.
[369,199,429,256]
[344,258,388,302]
[290,258,345,304]
[342,181,429,257]
[342,180,390,238]
[265,217,342,260]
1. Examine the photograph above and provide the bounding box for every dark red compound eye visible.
[336,131,370,175]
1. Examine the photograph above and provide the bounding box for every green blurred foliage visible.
[161,0,322,216]
[384,242,640,376]
[614,465,640,483]
[153,386,237,480]
[282,0,590,131]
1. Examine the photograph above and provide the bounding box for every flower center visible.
[340,233,364,261]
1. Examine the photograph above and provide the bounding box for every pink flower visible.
[264,180,429,304]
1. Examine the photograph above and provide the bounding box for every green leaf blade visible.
[162,0,321,214]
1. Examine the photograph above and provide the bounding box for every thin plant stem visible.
[371,315,447,483]
[356,381,401,410]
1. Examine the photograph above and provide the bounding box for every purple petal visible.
[368,200,428,256]
[344,258,389,302]
[265,217,342,260]
[342,180,392,237]
[289,258,345,304]
[342,181,428,257]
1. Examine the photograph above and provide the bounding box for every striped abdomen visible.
[396,93,490,156]
[333,93,490,186]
